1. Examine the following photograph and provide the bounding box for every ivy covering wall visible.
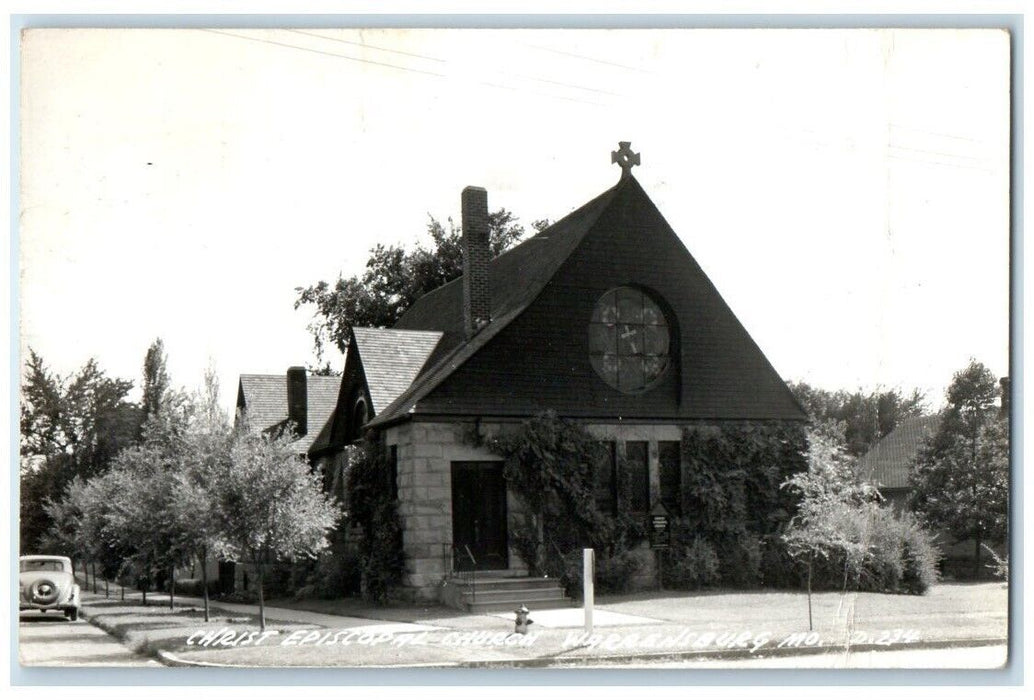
[663,422,809,589]
[485,412,646,593]
[343,439,404,603]
[485,413,811,594]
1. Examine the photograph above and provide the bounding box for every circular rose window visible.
[589,287,671,393]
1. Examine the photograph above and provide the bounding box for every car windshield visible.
[20,560,67,573]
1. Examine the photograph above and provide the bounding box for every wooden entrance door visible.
[451,461,509,571]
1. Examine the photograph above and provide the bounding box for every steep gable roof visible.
[367,180,622,427]
[351,327,443,414]
[367,172,806,428]
[858,414,942,490]
[236,373,342,454]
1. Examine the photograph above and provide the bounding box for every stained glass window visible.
[589,287,671,393]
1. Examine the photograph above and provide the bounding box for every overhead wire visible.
[203,28,613,108]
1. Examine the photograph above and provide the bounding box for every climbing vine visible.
[661,422,809,589]
[485,411,645,592]
[344,438,404,603]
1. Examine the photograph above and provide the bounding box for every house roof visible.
[365,178,622,428]
[236,373,342,454]
[351,327,443,414]
[858,414,942,490]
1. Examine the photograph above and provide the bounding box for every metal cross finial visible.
[611,141,641,178]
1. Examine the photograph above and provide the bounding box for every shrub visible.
[345,440,404,604]
[661,534,720,590]
[790,504,939,595]
[165,577,210,597]
[716,533,763,587]
[899,514,940,594]
[982,543,1009,582]
[563,547,646,597]
[758,535,801,588]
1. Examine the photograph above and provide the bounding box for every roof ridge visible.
[394,178,625,326]
[367,179,627,429]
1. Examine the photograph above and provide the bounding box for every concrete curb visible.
[81,605,173,666]
[457,636,1010,669]
[138,634,1009,669]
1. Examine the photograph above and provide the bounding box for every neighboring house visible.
[857,414,942,512]
[235,368,342,456]
[857,412,1005,577]
[309,145,807,601]
[219,368,341,593]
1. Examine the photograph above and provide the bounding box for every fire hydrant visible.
[514,604,533,635]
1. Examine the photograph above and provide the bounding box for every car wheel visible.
[66,608,79,622]
[30,579,61,606]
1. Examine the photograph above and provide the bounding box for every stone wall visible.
[385,421,526,598]
[384,419,692,599]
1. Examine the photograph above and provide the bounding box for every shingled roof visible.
[365,180,622,428]
[858,414,942,491]
[236,373,342,454]
[351,327,443,414]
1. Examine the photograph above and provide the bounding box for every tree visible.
[294,210,544,365]
[910,360,1008,575]
[788,381,926,457]
[172,365,233,621]
[20,350,141,551]
[141,338,171,425]
[217,429,340,629]
[104,444,188,606]
[782,430,879,629]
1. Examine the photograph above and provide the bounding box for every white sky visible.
[18,27,1010,414]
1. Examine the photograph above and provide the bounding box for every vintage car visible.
[19,555,81,621]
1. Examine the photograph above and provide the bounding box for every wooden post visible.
[583,548,594,634]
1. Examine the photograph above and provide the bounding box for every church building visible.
[309,143,807,602]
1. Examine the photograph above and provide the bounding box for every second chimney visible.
[462,186,491,338]
[286,366,308,437]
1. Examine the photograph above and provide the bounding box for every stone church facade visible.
[308,144,807,600]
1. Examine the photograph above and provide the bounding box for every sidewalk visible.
[77,580,1009,669]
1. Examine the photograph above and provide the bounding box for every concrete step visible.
[459,587,569,604]
[448,576,563,591]
[466,596,577,614]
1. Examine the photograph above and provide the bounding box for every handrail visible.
[547,538,566,578]
[462,545,478,603]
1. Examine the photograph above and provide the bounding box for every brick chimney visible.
[286,366,308,436]
[462,185,491,338]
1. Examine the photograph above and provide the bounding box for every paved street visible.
[19,611,161,667]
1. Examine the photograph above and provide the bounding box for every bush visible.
[563,548,646,597]
[661,534,720,590]
[793,505,939,595]
[899,514,940,594]
[716,533,763,587]
[346,441,404,604]
[982,543,1009,582]
[759,535,801,588]
[165,577,209,597]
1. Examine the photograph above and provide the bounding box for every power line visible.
[889,122,983,144]
[888,143,986,163]
[199,29,448,79]
[522,42,653,74]
[284,29,447,63]
[291,29,620,97]
[202,29,606,107]
[888,153,994,173]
